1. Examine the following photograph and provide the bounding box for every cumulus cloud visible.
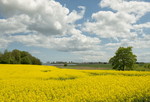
[66,6,86,24]
[0,0,86,36]
[0,15,28,35]
[83,11,137,39]
[105,34,150,50]
[0,0,99,52]
[11,33,101,52]
[133,22,150,29]
[100,0,150,18]
[0,36,12,48]
[127,35,150,49]
[83,0,150,40]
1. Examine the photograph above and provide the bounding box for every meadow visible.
[59,64,112,70]
[58,63,150,71]
[0,64,150,102]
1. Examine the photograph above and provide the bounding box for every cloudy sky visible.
[0,0,150,63]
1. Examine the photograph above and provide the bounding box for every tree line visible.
[0,49,42,65]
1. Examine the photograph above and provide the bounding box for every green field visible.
[58,63,150,71]
[58,64,112,70]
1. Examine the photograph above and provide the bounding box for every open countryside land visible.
[0,0,150,101]
[0,64,150,102]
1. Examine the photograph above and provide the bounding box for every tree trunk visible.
[122,65,125,71]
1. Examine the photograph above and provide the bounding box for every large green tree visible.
[109,47,137,71]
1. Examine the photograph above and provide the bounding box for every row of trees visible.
[0,47,144,71]
[0,49,42,65]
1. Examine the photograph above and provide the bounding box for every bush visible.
[64,63,68,66]
[144,64,150,69]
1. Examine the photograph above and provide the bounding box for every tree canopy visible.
[0,49,42,65]
[109,47,137,71]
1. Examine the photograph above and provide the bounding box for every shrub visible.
[64,63,68,66]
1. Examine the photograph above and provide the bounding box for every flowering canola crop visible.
[0,64,150,102]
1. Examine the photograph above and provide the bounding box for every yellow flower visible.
[0,64,150,102]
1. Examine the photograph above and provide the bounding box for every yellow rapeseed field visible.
[0,64,150,102]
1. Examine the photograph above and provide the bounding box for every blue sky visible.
[0,0,150,63]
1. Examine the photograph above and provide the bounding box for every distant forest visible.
[0,49,42,65]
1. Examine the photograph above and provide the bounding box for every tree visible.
[21,56,32,64]
[0,51,12,64]
[0,52,2,63]
[31,56,42,65]
[109,47,137,71]
[64,63,68,66]
[11,49,21,64]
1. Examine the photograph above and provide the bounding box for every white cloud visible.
[83,11,137,39]
[128,35,150,49]
[137,52,150,62]
[72,50,109,62]
[0,37,12,48]
[133,22,150,29]
[55,34,100,52]
[0,0,96,52]
[100,0,150,19]
[105,42,121,49]
[11,33,101,52]
[0,16,27,35]
[83,0,150,40]
[66,6,86,24]
[105,34,150,49]
[0,0,85,36]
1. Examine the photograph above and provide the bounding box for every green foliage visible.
[21,56,32,64]
[144,63,150,69]
[31,56,42,65]
[64,63,68,66]
[109,47,137,71]
[11,49,21,64]
[76,64,112,68]
[0,51,12,64]
[0,49,42,65]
